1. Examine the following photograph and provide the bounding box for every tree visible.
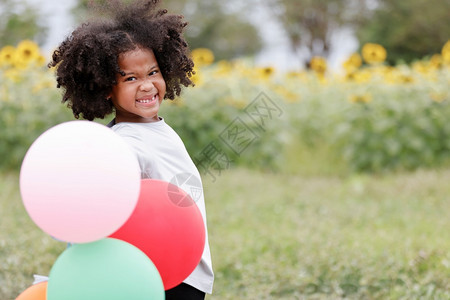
[72,0,263,61]
[267,0,370,66]
[356,0,450,64]
[0,0,48,46]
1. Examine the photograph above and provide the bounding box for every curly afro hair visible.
[49,0,195,121]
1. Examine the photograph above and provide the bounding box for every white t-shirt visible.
[110,118,214,294]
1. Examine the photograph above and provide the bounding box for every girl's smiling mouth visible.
[136,94,158,105]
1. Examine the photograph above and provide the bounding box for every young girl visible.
[48,0,214,298]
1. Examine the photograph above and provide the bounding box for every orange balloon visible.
[16,281,47,300]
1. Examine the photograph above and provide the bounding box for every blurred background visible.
[2,0,449,69]
[1,0,449,173]
[1,0,450,299]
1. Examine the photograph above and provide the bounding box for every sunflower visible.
[310,56,327,74]
[441,40,450,64]
[255,66,275,81]
[412,61,430,74]
[14,40,41,68]
[349,93,372,104]
[189,67,204,86]
[399,74,414,84]
[342,53,362,72]
[285,71,307,81]
[352,69,372,83]
[36,54,47,67]
[384,69,414,85]
[274,86,299,103]
[362,43,387,65]
[213,60,233,78]
[0,46,16,67]
[191,48,215,67]
[429,54,443,69]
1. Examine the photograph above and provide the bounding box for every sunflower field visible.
[1,40,450,174]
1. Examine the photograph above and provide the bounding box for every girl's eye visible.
[149,70,158,76]
[125,77,136,82]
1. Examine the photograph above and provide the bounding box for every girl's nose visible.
[140,78,155,92]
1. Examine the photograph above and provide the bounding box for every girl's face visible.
[109,47,166,123]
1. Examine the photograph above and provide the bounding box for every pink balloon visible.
[20,121,141,243]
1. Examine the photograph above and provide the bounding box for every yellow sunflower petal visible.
[343,53,362,72]
[362,43,387,65]
[191,48,215,67]
[14,40,41,68]
[349,93,372,104]
[310,56,327,74]
[0,46,16,67]
[441,40,450,64]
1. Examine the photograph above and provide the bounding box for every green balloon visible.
[47,238,164,300]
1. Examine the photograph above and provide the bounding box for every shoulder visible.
[112,123,142,137]
[111,123,146,148]
[111,122,134,134]
[158,119,181,138]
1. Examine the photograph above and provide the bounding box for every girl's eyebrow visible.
[120,65,159,76]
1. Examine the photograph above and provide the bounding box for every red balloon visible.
[16,282,47,300]
[110,179,205,290]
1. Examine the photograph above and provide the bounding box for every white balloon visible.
[20,121,141,243]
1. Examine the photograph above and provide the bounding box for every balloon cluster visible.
[16,121,205,300]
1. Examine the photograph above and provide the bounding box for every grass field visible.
[1,167,450,299]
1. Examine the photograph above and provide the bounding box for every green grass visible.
[0,172,66,299]
[1,168,450,299]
